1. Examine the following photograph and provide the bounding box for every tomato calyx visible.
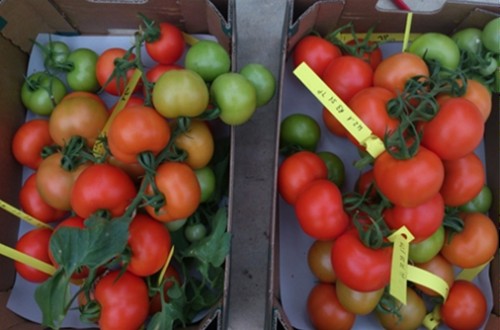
[442,207,465,243]
[137,12,163,43]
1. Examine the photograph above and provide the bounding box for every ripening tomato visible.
[277,150,328,205]
[293,35,342,76]
[14,227,53,283]
[376,286,427,330]
[171,119,214,169]
[307,239,336,283]
[144,161,201,222]
[441,280,488,330]
[408,226,445,263]
[335,279,384,315]
[440,212,498,269]
[307,283,356,330]
[96,48,138,96]
[145,22,185,65]
[12,119,54,170]
[414,254,454,297]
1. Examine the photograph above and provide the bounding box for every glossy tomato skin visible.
[239,63,276,107]
[481,17,500,54]
[294,179,349,240]
[127,213,172,277]
[184,40,231,82]
[322,107,348,137]
[331,229,392,292]
[171,119,214,169]
[307,282,356,330]
[441,280,488,330]
[458,185,492,213]
[96,48,137,96]
[277,150,328,205]
[19,173,67,223]
[421,97,484,160]
[293,35,342,76]
[144,161,201,222]
[374,52,429,93]
[335,279,384,315]
[14,228,53,283]
[408,226,445,263]
[408,32,460,71]
[70,163,137,219]
[441,212,498,269]
[374,146,444,208]
[145,22,185,65]
[12,118,53,170]
[307,239,336,283]
[279,113,321,153]
[107,105,171,164]
[376,286,427,330]
[321,55,373,103]
[94,270,149,330]
[66,48,100,92]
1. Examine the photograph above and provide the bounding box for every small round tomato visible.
[43,40,70,69]
[194,166,216,203]
[184,40,231,82]
[458,185,492,213]
[441,280,488,330]
[441,212,498,269]
[96,47,138,96]
[317,151,345,188]
[373,52,429,93]
[481,17,500,54]
[184,222,207,242]
[66,48,99,92]
[307,239,336,283]
[408,226,445,263]
[307,283,356,330]
[152,69,209,118]
[171,119,214,169]
[21,72,67,116]
[292,35,342,76]
[336,279,384,315]
[240,63,276,107]
[408,32,460,71]
[452,27,483,54]
[210,72,257,125]
[11,118,54,170]
[376,286,427,330]
[145,22,185,65]
[14,227,53,283]
[414,254,455,297]
[279,113,321,153]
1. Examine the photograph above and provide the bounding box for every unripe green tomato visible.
[482,17,500,54]
[409,32,460,71]
[66,48,99,92]
[280,113,321,153]
[184,40,231,82]
[195,166,216,203]
[240,63,276,107]
[408,226,445,263]
[21,72,67,116]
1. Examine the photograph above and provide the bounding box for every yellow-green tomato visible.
[195,166,216,203]
[376,287,426,330]
[408,226,445,264]
[409,32,460,71]
[335,279,384,315]
[240,63,276,107]
[66,48,99,92]
[210,72,257,125]
[152,69,209,118]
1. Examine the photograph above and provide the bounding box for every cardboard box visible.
[270,0,499,329]
[0,1,234,329]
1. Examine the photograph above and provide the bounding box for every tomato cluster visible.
[280,19,498,330]
[10,14,276,330]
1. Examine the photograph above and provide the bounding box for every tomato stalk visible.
[325,22,382,59]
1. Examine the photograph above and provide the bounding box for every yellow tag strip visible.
[387,226,414,304]
[407,265,450,300]
[337,32,420,43]
[92,68,143,157]
[293,62,385,158]
[456,258,492,281]
[0,199,52,229]
[402,13,414,52]
[0,243,56,275]
[157,245,175,285]
[183,33,199,46]
[423,305,441,330]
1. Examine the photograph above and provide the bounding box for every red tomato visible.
[94,270,149,330]
[354,168,377,199]
[277,150,328,205]
[322,107,348,137]
[144,161,201,222]
[307,282,356,330]
[145,22,185,65]
[292,35,342,76]
[12,119,53,170]
[14,228,53,283]
[294,179,349,240]
[127,213,172,277]
[383,193,444,243]
[107,105,171,164]
[19,173,67,223]
[146,63,183,83]
[373,52,430,93]
[440,152,485,207]
[70,163,137,219]
[345,39,383,70]
[321,55,373,103]
[373,146,444,208]
[421,97,484,160]
[441,280,488,330]
[96,48,138,96]
[331,229,392,292]
[440,212,498,269]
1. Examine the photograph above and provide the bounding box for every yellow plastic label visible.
[183,32,199,46]
[92,68,143,157]
[0,243,56,275]
[293,62,385,158]
[456,258,493,281]
[407,264,450,299]
[423,305,441,330]
[338,32,420,43]
[387,226,414,304]
[0,199,52,229]
[402,13,414,52]
[158,245,175,285]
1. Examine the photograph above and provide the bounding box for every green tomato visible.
[21,72,67,116]
[210,72,257,125]
[43,40,70,70]
[195,166,216,203]
[184,40,231,82]
[165,218,187,232]
[408,226,445,263]
[458,185,493,213]
[452,27,483,54]
[482,17,500,54]
[317,151,345,188]
[279,113,321,153]
[66,48,99,92]
[239,63,276,107]
[184,223,207,242]
[409,32,460,71]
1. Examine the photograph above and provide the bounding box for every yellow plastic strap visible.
[337,32,420,43]
[0,199,52,229]
[423,305,441,330]
[293,62,385,158]
[158,245,175,285]
[183,33,199,46]
[387,226,414,304]
[402,12,413,52]
[0,243,56,275]
[456,258,493,281]
[92,68,143,157]
[407,264,450,300]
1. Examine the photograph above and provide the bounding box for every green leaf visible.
[147,282,187,330]
[34,269,72,329]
